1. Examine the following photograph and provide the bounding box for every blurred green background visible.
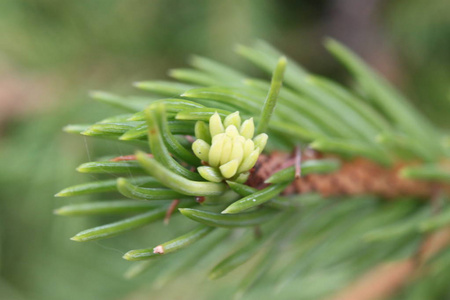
[0,1,449,299]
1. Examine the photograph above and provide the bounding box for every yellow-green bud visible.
[192,111,268,182]
[243,139,255,158]
[195,121,211,143]
[219,159,239,178]
[197,166,223,182]
[253,133,268,154]
[229,139,244,165]
[209,112,224,137]
[240,118,254,139]
[219,136,232,164]
[208,134,225,167]
[234,172,250,184]
[225,125,239,137]
[224,111,241,129]
[192,139,210,162]
[238,147,260,173]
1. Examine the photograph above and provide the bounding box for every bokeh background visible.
[0,1,449,299]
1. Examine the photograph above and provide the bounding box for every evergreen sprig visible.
[56,40,450,299]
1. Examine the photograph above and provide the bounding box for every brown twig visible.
[294,145,302,179]
[327,226,450,300]
[251,152,437,199]
[328,187,449,300]
[164,199,180,225]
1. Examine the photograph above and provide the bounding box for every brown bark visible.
[249,152,439,199]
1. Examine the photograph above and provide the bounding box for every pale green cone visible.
[192,111,268,182]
